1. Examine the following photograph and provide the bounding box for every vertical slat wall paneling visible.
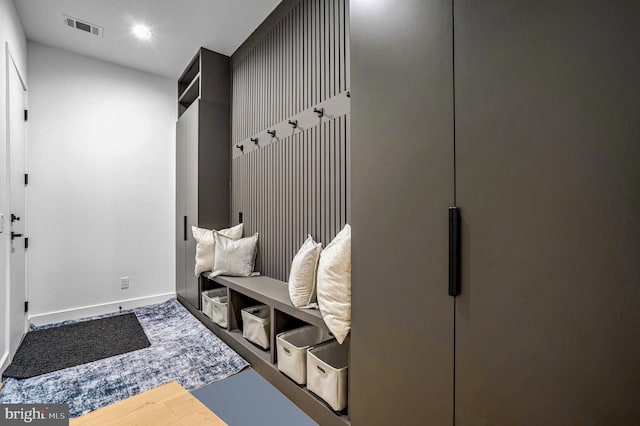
[310,1,315,107]
[343,0,351,225]
[230,0,350,281]
[276,138,281,279]
[231,117,348,282]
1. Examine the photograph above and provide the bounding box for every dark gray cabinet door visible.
[176,101,200,308]
[175,111,186,300]
[183,101,200,307]
[176,98,230,309]
[350,1,455,424]
[455,1,640,424]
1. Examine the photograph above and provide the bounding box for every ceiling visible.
[15,0,282,78]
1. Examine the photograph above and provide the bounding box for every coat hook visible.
[236,144,244,153]
[346,91,351,98]
[313,107,324,118]
[288,119,298,129]
[251,137,259,146]
[267,130,276,137]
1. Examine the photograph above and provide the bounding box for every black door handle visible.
[449,207,461,297]
[183,216,187,241]
[11,232,23,240]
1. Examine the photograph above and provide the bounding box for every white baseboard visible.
[28,292,176,326]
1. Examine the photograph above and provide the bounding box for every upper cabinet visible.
[178,48,231,117]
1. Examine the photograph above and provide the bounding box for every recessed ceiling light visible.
[132,24,152,40]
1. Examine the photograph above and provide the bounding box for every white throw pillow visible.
[210,232,259,278]
[192,223,243,277]
[288,235,323,307]
[317,224,351,344]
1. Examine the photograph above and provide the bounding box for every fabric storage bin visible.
[307,340,348,411]
[201,288,226,320]
[276,325,329,385]
[241,305,271,350]
[209,296,228,328]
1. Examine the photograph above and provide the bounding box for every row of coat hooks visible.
[234,90,351,156]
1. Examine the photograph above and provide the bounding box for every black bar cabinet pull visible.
[183,216,187,241]
[449,207,461,296]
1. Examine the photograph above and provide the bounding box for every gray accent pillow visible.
[210,232,259,278]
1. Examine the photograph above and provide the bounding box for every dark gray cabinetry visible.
[176,48,230,308]
[454,1,640,424]
[350,1,455,424]
[351,0,639,424]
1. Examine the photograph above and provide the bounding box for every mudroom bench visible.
[177,274,350,426]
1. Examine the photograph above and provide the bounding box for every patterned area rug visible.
[0,299,249,418]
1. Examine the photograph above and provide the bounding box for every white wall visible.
[0,0,27,370]
[27,42,176,324]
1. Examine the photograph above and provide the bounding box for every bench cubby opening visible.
[273,309,330,365]
[228,289,262,332]
[200,275,225,293]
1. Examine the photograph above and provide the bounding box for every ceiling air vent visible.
[63,15,103,37]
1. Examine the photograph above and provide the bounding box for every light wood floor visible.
[70,381,227,426]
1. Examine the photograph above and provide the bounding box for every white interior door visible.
[7,47,27,361]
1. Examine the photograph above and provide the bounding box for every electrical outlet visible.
[120,277,129,289]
